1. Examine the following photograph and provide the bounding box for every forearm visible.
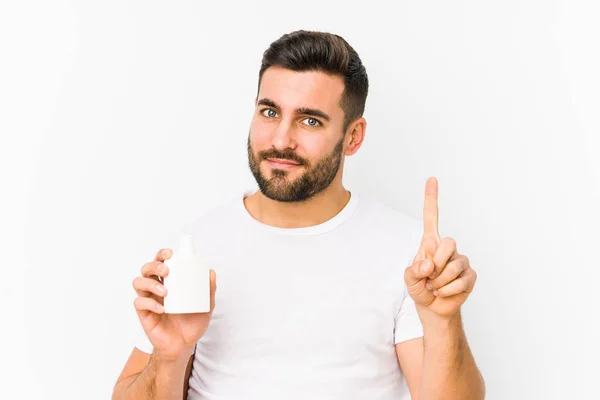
[417,308,485,400]
[115,350,192,400]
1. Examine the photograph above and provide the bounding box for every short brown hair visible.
[258,30,369,132]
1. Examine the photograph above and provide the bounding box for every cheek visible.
[249,120,272,150]
[302,136,334,160]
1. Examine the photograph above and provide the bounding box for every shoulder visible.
[354,193,422,240]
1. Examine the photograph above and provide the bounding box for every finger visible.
[154,248,173,262]
[414,235,439,263]
[132,276,168,298]
[209,270,217,313]
[423,177,439,237]
[431,237,458,276]
[434,269,477,297]
[134,296,165,314]
[404,260,436,307]
[427,255,468,290]
[405,258,435,288]
[141,261,170,281]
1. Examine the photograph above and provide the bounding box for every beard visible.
[247,133,344,203]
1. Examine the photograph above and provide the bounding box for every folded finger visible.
[432,237,457,275]
[132,276,168,298]
[434,269,476,297]
[154,248,173,262]
[134,296,165,314]
[405,258,435,288]
[141,261,170,280]
[427,255,467,290]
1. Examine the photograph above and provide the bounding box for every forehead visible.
[258,66,345,115]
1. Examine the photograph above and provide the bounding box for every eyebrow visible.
[257,98,331,122]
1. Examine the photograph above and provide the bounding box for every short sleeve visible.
[393,285,424,344]
[393,220,424,344]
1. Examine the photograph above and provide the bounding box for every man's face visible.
[247,66,348,202]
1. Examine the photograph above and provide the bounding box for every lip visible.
[266,158,301,169]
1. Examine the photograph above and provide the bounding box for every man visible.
[112,30,485,399]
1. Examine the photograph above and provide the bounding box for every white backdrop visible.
[1,1,599,399]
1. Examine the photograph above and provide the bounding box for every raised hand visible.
[404,177,477,319]
[133,248,217,360]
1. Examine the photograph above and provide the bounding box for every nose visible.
[270,118,297,151]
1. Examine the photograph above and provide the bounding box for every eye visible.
[302,117,321,127]
[261,108,278,118]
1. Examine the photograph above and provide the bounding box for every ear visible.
[344,117,367,156]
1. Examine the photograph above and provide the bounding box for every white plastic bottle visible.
[163,233,211,314]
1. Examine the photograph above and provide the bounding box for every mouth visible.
[265,158,302,169]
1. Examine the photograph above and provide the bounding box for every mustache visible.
[258,149,307,165]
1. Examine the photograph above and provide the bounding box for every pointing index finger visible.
[423,177,439,236]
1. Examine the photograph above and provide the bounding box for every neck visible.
[244,183,351,229]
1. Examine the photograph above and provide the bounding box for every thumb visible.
[404,258,435,288]
[209,269,217,314]
[404,258,435,306]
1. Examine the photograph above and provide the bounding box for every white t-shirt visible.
[134,190,424,399]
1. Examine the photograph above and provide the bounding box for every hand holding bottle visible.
[132,247,217,360]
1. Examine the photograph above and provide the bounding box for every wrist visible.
[416,305,462,333]
[152,345,195,365]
